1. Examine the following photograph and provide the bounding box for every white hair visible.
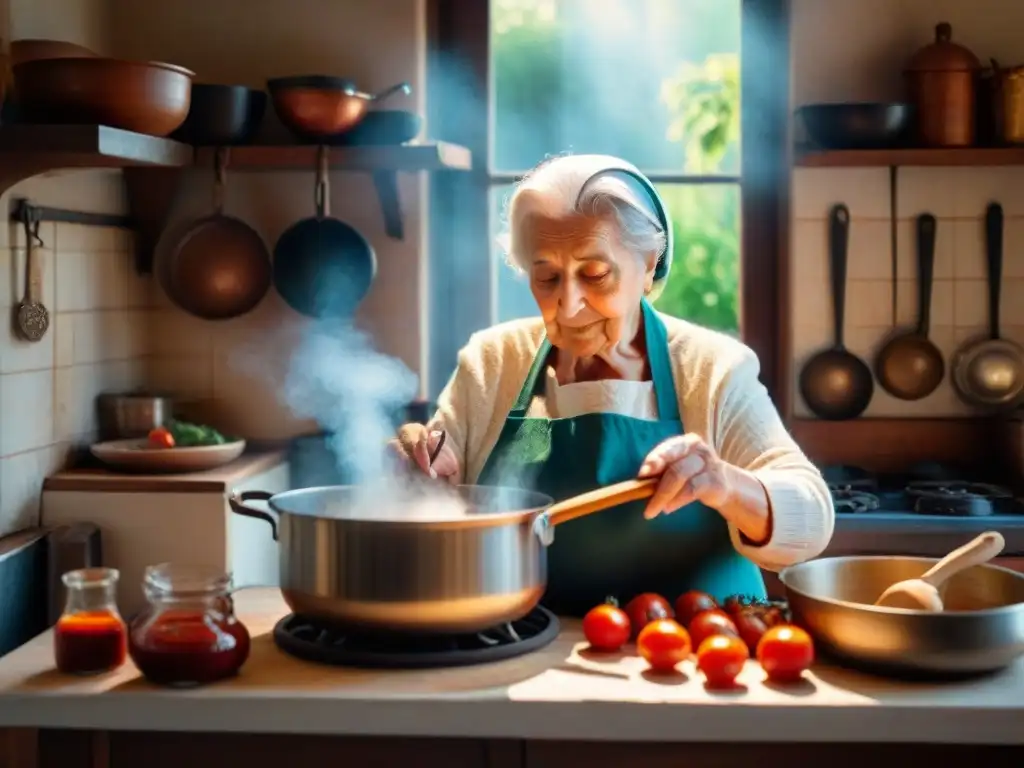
[496,154,669,297]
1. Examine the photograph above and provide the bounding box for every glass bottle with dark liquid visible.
[54,568,128,675]
[128,563,250,687]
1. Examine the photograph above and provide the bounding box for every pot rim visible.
[12,57,196,78]
[266,483,556,531]
[780,555,1024,619]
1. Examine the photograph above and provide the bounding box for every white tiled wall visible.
[0,213,150,535]
[791,166,1024,418]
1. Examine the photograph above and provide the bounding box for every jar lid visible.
[906,22,981,73]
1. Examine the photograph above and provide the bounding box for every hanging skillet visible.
[159,147,272,320]
[272,146,377,318]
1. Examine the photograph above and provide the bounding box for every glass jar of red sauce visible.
[54,568,127,675]
[128,563,250,687]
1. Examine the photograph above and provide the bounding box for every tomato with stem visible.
[624,593,672,639]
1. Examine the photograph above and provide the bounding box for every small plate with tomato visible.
[90,422,245,474]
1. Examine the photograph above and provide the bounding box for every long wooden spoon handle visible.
[921,531,1005,587]
[543,478,658,529]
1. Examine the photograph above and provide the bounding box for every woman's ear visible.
[643,251,658,292]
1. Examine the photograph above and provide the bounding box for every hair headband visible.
[576,167,673,282]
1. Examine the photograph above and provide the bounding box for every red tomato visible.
[696,634,749,687]
[674,590,717,627]
[147,427,175,449]
[624,593,672,638]
[756,625,815,683]
[636,619,691,672]
[687,609,738,648]
[582,602,631,652]
[733,611,769,655]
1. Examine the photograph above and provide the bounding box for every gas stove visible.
[823,464,1024,518]
[273,607,560,669]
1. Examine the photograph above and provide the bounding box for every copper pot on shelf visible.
[985,60,1024,145]
[904,22,981,147]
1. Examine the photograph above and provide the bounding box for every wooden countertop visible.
[42,450,288,494]
[0,589,1020,744]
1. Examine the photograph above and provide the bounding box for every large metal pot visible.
[228,480,655,633]
[780,555,1024,677]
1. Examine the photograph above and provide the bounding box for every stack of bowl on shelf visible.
[4,37,423,146]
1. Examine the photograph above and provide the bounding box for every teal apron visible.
[477,300,766,617]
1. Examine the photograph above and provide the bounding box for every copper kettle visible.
[905,22,981,147]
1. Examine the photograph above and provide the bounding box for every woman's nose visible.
[557,281,585,318]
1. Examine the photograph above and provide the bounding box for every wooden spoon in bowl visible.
[874,531,1005,611]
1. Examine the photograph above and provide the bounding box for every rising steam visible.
[282,319,418,486]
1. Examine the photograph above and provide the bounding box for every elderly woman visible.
[394,154,833,616]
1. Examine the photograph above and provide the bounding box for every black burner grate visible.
[273,607,560,669]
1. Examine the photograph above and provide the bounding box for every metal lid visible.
[906,22,980,73]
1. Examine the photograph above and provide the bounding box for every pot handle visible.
[532,478,658,545]
[228,489,279,541]
[369,81,412,102]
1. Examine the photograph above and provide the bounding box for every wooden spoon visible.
[874,531,1005,610]
[533,478,658,544]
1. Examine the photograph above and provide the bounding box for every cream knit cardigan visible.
[430,311,835,572]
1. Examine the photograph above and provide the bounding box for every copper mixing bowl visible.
[13,57,195,136]
[267,75,410,140]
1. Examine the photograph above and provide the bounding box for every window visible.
[428,0,788,404]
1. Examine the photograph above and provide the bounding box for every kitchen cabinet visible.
[40,452,288,617]
[522,741,1022,767]
[5,730,1021,768]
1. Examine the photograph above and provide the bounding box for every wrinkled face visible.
[522,212,655,358]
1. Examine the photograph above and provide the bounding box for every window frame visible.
[426,0,791,412]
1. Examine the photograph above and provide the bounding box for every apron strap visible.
[642,299,681,421]
[509,300,681,421]
[511,337,552,415]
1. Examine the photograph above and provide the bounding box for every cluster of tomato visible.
[581,591,815,687]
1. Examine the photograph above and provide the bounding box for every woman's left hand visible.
[637,434,739,519]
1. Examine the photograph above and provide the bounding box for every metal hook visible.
[19,204,44,247]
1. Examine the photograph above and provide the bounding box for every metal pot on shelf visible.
[96,393,173,440]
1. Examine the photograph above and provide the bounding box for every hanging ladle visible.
[874,213,945,400]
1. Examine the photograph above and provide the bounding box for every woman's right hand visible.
[389,423,460,481]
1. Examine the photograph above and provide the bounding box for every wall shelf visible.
[192,142,472,172]
[0,124,190,204]
[0,124,193,171]
[0,123,473,272]
[795,147,1024,168]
